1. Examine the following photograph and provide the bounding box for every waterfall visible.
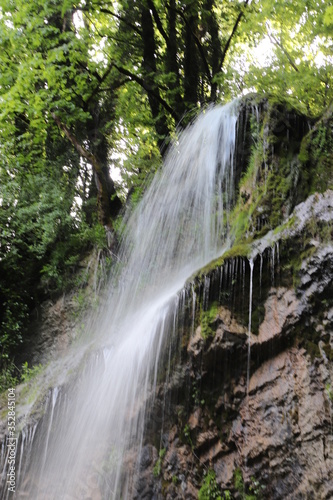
[1,101,239,499]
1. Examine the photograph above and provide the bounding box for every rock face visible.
[20,296,76,366]
[243,348,332,499]
[130,190,333,500]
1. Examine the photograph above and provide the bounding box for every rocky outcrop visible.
[132,190,333,499]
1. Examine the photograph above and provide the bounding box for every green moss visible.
[298,145,309,164]
[325,383,333,402]
[200,302,219,339]
[193,256,224,281]
[238,141,262,194]
[172,475,178,485]
[192,101,332,305]
[230,209,252,243]
[279,214,297,232]
[153,448,166,477]
[194,242,251,279]
[222,243,251,261]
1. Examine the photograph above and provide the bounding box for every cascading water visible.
[1,101,240,499]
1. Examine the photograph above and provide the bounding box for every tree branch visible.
[266,22,299,73]
[85,77,131,104]
[97,7,142,35]
[219,0,249,71]
[52,113,97,166]
[77,61,103,83]
[86,63,114,100]
[113,64,180,122]
[52,113,121,229]
[98,78,132,93]
[147,0,169,43]
[76,4,142,34]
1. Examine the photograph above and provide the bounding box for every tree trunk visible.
[204,0,222,102]
[141,4,170,153]
[166,0,184,116]
[52,114,122,231]
[183,6,200,108]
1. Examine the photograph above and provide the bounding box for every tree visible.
[110,0,251,136]
[0,0,123,229]
[239,0,333,115]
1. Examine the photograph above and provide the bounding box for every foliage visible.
[20,361,44,383]
[153,448,166,477]
[198,469,222,500]
[0,361,44,394]
[0,363,19,394]
[0,163,110,365]
[191,379,205,407]
[248,476,266,499]
[233,468,265,500]
[234,468,245,496]
[241,0,333,115]
[180,423,193,449]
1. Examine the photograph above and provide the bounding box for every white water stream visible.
[3,102,240,499]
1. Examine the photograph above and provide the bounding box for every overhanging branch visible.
[266,22,299,73]
[99,8,142,35]
[219,0,249,70]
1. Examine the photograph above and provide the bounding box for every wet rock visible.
[187,327,203,357]
[140,445,157,469]
[214,452,237,486]
[250,190,333,260]
[195,429,219,452]
[216,307,248,336]
[299,244,333,299]
[255,287,302,344]
[188,408,202,431]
